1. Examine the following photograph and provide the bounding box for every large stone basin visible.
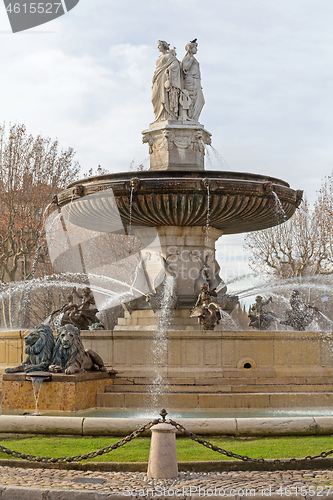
[56,170,302,234]
[52,169,302,318]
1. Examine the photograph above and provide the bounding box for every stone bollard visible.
[147,422,178,479]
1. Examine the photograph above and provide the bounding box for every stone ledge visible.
[1,416,333,436]
[3,371,111,382]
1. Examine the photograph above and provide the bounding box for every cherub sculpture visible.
[248,296,276,330]
[190,283,226,330]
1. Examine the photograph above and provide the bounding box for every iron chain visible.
[169,419,333,464]
[0,418,159,464]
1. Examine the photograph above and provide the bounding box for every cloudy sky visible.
[1,0,332,294]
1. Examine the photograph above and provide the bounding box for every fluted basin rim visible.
[55,170,302,235]
[67,169,291,189]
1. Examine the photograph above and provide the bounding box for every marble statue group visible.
[152,39,205,123]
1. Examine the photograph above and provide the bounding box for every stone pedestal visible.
[158,225,223,304]
[129,225,224,312]
[142,121,211,171]
[2,372,111,413]
[147,422,178,479]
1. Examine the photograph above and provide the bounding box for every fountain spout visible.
[25,371,51,416]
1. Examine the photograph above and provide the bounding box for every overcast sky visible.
[1,0,332,295]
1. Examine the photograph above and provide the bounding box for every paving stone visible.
[2,465,333,498]
[2,486,44,500]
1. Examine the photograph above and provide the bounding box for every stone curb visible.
[1,488,333,500]
[0,485,119,499]
[1,458,333,472]
[2,416,333,436]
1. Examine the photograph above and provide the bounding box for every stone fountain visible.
[3,40,333,413]
[54,39,302,332]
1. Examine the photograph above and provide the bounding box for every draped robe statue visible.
[180,41,205,122]
[151,39,205,123]
[151,40,181,122]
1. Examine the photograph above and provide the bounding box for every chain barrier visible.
[0,418,159,464]
[1,409,333,465]
[168,419,333,465]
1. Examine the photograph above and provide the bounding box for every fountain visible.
[3,39,332,414]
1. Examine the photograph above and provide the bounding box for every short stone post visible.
[147,422,178,479]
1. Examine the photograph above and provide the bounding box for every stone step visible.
[103,383,333,394]
[96,391,333,410]
[108,375,333,386]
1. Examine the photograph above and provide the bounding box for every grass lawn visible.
[1,435,333,462]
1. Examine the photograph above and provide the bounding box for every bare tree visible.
[0,123,80,327]
[82,164,109,177]
[314,173,333,269]
[244,195,333,280]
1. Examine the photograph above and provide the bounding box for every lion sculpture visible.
[5,324,55,374]
[49,324,107,375]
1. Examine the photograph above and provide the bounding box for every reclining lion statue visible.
[5,324,55,374]
[49,324,107,375]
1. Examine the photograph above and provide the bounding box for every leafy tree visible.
[0,123,80,327]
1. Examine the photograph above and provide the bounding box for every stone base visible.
[142,121,211,171]
[98,329,333,410]
[115,309,237,331]
[2,329,333,411]
[0,330,26,366]
[98,387,333,411]
[108,329,333,379]
[2,372,111,413]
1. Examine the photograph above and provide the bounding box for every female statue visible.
[180,41,205,122]
[151,40,181,122]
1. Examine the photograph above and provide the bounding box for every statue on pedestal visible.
[151,40,181,122]
[248,296,276,330]
[48,292,77,328]
[70,287,104,330]
[48,287,104,331]
[190,283,225,330]
[151,39,205,123]
[49,324,107,375]
[180,41,205,122]
[5,325,55,373]
[280,290,319,331]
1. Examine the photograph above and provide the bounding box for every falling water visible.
[272,191,287,223]
[317,310,333,327]
[127,185,134,253]
[15,201,58,327]
[16,193,76,327]
[42,201,53,220]
[28,376,45,415]
[0,271,144,329]
[205,183,211,247]
[204,145,230,170]
[148,275,176,409]
[66,191,76,222]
